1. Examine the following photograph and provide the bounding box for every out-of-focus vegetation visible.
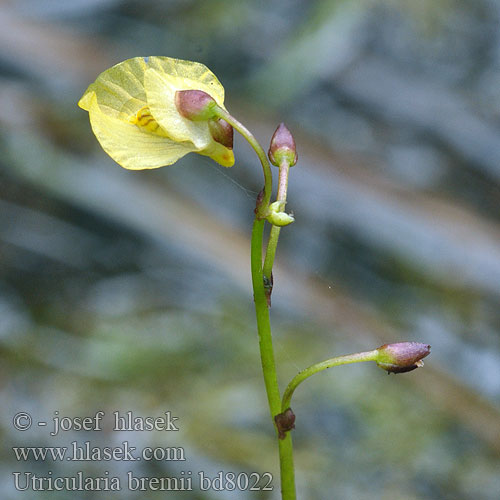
[1,1,500,499]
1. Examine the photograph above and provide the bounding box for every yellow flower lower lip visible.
[86,93,198,170]
[78,56,235,169]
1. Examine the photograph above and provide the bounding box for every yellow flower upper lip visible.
[78,56,234,169]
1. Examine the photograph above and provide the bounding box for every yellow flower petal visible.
[87,93,194,170]
[199,141,235,168]
[143,58,225,147]
[79,57,149,120]
[144,68,211,148]
[145,56,225,105]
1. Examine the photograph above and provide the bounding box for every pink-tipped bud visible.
[175,90,218,121]
[208,118,233,149]
[268,123,297,167]
[376,342,431,374]
[274,408,295,440]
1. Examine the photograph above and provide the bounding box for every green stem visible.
[251,218,296,500]
[278,433,295,499]
[263,160,290,280]
[220,112,296,498]
[215,108,273,217]
[250,219,281,415]
[282,350,379,412]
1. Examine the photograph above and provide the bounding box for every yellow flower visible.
[78,56,235,169]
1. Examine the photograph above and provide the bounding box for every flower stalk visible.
[262,123,296,305]
[263,158,292,283]
[214,108,273,218]
[281,342,431,414]
[235,120,296,499]
[281,350,380,412]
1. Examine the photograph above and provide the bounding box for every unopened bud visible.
[376,342,431,374]
[274,408,295,440]
[175,90,218,121]
[268,123,297,167]
[208,118,233,149]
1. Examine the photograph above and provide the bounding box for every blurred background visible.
[1,0,500,498]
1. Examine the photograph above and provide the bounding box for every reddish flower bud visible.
[274,408,295,440]
[208,118,233,149]
[376,342,431,374]
[268,123,297,167]
[175,89,218,121]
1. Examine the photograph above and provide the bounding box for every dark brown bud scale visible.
[254,188,265,215]
[274,408,295,440]
[264,272,273,308]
